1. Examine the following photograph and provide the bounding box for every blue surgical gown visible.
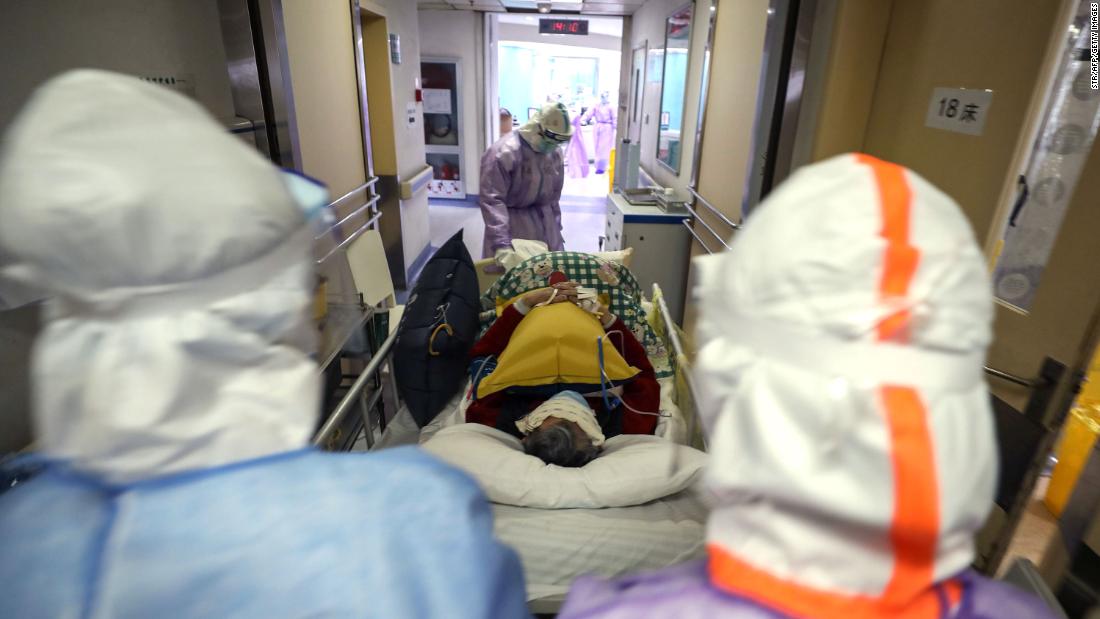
[0,447,530,618]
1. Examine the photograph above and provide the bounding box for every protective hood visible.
[518,102,573,153]
[694,154,996,618]
[0,70,325,484]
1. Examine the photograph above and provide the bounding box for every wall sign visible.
[539,18,588,35]
[422,88,452,114]
[924,87,994,136]
[389,33,401,64]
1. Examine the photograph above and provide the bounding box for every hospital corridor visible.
[3,1,1100,618]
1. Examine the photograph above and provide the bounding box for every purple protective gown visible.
[582,103,616,174]
[566,113,590,179]
[558,561,1059,619]
[478,131,565,258]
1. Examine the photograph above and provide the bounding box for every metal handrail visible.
[327,177,379,210]
[687,186,741,230]
[682,203,732,251]
[313,325,400,447]
[682,219,716,254]
[316,195,381,240]
[316,211,383,264]
[984,366,1036,388]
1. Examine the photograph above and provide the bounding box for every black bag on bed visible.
[393,231,480,427]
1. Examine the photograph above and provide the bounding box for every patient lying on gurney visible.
[466,280,661,467]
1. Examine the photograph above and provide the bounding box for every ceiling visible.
[416,0,646,16]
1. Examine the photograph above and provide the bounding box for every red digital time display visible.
[538,18,589,35]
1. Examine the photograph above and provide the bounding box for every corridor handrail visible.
[682,203,732,251]
[682,219,716,255]
[316,211,383,265]
[687,187,741,231]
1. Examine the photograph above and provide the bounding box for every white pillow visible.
[421,423,707,509]
[592,246,634,267]
[500,240,634,269]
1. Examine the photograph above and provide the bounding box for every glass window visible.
[656,4,693,172]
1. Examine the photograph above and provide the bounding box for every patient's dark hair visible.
[524,425,599,467]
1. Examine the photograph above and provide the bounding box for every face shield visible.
[537,125,572,153]
[518,102,574,154]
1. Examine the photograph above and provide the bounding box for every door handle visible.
[1008,175,1029,228]
[984,365,1036,388]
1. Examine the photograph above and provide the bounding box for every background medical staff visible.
[0,70,529,619]
[581,92,616,175]
[479,101,573,261]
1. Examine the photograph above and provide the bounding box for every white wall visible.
[418,9,486,196]
[627,0,711,191]
[0,0,234,131]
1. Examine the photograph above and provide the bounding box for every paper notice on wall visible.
[423,89,452,114]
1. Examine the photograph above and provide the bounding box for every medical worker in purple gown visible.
[581,91,617,174]
[566,105,590,179]
[478,101,573,260]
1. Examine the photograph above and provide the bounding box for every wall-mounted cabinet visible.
[421,57,465,199]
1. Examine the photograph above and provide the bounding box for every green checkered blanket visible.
[480,251,673,378]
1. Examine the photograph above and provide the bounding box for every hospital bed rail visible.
[313,325,400,449]
[653,283,706,450]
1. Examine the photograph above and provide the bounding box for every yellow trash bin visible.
[1044,403,1100,517]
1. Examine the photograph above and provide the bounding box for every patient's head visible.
[519,391,604,467]
[524,417,599,467]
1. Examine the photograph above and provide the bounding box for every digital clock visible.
[538,18,589,35]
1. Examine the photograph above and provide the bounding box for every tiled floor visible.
[429,193,605,260]
[998,475,1058,576]
[563,166,614,198]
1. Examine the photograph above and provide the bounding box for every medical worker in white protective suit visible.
[559,154,1056,618]
[0,70,529,619]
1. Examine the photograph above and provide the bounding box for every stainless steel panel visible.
[217,0,273,158]
[689,0,718,190]
[743,0,817,215]
[255,0,301,169]
[770,0,816,186]
[351,0,377,176]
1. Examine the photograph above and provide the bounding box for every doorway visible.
[496,13,624,252]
